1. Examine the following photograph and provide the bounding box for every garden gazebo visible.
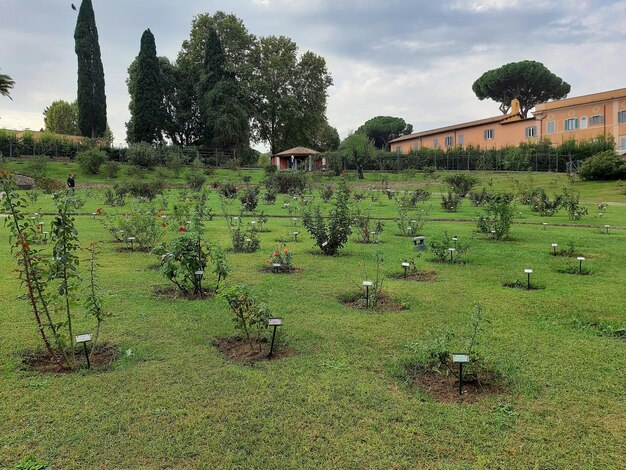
[271,146,326,171]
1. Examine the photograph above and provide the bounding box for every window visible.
[483,129,494,140]
[620,136,626,150]
[525,126,537,138]
[564,118,579,131]
[618,111,626,123]
[581,117,587,129]
[444,136,454,147]
[458,133,464,145]
[590,115,603,125]
[547,121,555,134]
[412,143,419,152]
[433,138,439,149]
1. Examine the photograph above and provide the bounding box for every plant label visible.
[452,354,470,363]
[268,318,283,327]
[75,333,92,344]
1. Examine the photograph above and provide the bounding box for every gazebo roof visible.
[273,146,320,157]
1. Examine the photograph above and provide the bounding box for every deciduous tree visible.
[43,100,79,135]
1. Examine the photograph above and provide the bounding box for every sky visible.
[1,0,625,150]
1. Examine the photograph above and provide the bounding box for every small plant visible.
[353,208,384,244]
[263,190,277,204]
[126,142,158,168]
[302,182,352,255]
[124,180,165,201]
[225,213,260,253]
[476,193,515,240]
[102,185,127,207]
[186,172,206,191]
[102,160,120,178]
[117,205,164,250]
[264,244,294,273]
[240,186,259,211]
[550,241,578,257]
[561,188,588,220]
[320,184,334,202]
[84,244,111,347]
[218,181,238,198]
[430,232,469,263]
[441,190,462,212]
[221,284,271,351]
[444,173,479,197]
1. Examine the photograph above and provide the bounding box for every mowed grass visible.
[0,170,625,468]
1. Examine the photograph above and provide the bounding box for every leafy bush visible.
[263,190,277,204]
[395,201,425,237]
[116,205,163,250]
[302,182,352,255]
[76,148,107,175]
[220,284,271,350]
[154,235,228,296]
[353,209,384,243]
[126,142,159,168]
[240,186,259,211]
[320,184,334,202]
[186,172,206,191]
[218,182,238,198]
[560,188,588,220]
[528,189,562,217]
[430,232,470,263]
[102,160,120,178]
[102,185,127,206]
[476,193,515,240]
[226,215,260,253]
[124,180,164,201]
[579,150,626,180]
[444,173,479,197]
[441,190,462,212]
[37,177,65,194]
[265,245,294,272]
[264,171,307,194]
[165,149,184,177]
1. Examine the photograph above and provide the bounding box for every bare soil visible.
[338,291,406,312]
[212,336,295,365]
[410,370,504,403]
[21,343,118,373]
[152,285,217,301]
[389,269,437,282]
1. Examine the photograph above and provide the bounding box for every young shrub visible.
[240,186,259,211]
[84,244,111,348]
[264,171,307,194]
[264,245,294,272]
[395,199,425,237]
[124,180,164,201]
[444,173,479,197]
[263,190,277,204]
[117,205,163,250]
[221,284,271,351]
[225,214,261,253]
[320,184,334,202]
[476,193,515,240]
[126,142,158,169]
[186,172,206,191]
[353,208,384,243]
[37,177,66,194]
[579,150,626,181]
[441,190,462,212]
[76,148,107,175]
[218,181,238,198]
[102,185,127,207]
[102,160,120,179]
[430,232,470,263]
[561,188,588,220]
[302,182,352,255]
[165,149,184,177]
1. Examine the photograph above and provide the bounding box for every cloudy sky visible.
[1,0,625,148]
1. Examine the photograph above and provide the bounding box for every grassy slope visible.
[0,165,625,468]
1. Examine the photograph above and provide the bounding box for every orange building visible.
[390,88,626,154]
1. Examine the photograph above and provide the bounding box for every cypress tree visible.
[131,29,163,143]
[74,0,107,138]
[198,27,227,146]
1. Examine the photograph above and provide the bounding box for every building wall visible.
[391,119,537,153]
[392,88,626,154]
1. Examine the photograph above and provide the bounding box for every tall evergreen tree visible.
[198,27,226,147]
[74,0,107,138]
[131,29,163,143]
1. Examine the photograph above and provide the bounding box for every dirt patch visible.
[409,369,504,403]
[389,269,437,282]
[212,336,295,365]
[502,280,545,290]
[21,343,118,373]
[115,246,151,253]
[338,291,406,312]
[152,285,217,300]
[258,267,302,274]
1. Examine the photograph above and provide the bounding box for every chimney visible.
[510,98,521,115]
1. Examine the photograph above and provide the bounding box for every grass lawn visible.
[0,164,624,468]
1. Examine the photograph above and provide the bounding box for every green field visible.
[1,164,625,468]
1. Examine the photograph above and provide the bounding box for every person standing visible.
[67,174,76,195]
